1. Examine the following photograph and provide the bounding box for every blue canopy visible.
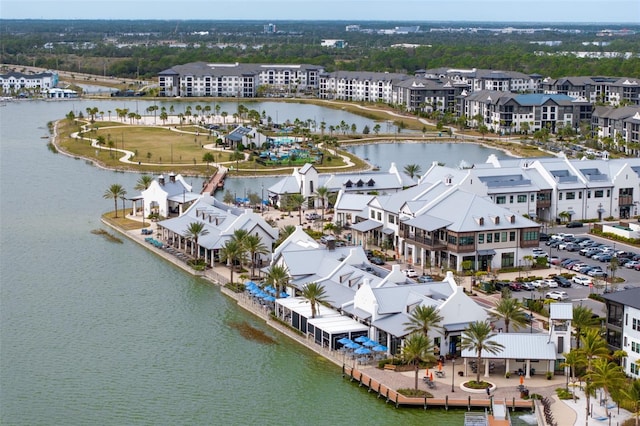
[279,292,289,298]
[264,295,276,302]
[354,347,371,355]
[372,345,388,352]
[337,337,352,345]
[345,342,361,350]
[354,336,369,343]
[363,340,377,347]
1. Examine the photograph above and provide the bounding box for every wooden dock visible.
[342,366,534,412]
[201,167,227,195]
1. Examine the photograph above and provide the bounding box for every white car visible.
[402,269,418,278]
[543,279,558,288]
[572,276,592,286]
[546,290,569,301]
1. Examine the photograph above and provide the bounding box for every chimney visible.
[169,173,176,183]
[158,174,165,185]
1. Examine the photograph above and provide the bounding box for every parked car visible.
[402,269,418,278]
[546,290,569,301]
[418,275,434,283]
[572,276,592,286]
[543,278,558,288]
[305,212,321,221]
[565,243,581,252]
[553,276,572,288]
[370,257,385,265]
[520,282,535,291]
[625,260,640,269]
[566,221,584,228]
[508,282,522,291]
[539,233,550,241]
[587,268,608,278]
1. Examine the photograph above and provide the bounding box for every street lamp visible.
[261,184,264,215]
[530,290,534,333]
[451,358,455,392]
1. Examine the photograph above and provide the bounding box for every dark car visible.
[370,257,385,265]
[566,221,584,228]
[539,233,550,241]
[553,276,572,288]
[508,282,522,291]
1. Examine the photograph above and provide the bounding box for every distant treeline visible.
[1,20,639,79]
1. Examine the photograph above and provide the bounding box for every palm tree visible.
[403,164,422,179]
[315,186,329,220]
[219,239,244,284]
[572,305,598,349]
[622,379,640,426]
[490,297,528,333]
[243,234,269,278]
[461,321,505,384]
[300,282,329,318]
[560,350,585,399]
[403,305,443,338]
[265,264,289,298]
[401,333,435,390]
[103,184,125,218]
[134,175,153,191]
[183,221,209,258]
[586,358,627,417]
[580,328,610,418]
[288,193,305,225]
[277,225,296,245]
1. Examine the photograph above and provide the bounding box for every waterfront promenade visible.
[103,213,634,426]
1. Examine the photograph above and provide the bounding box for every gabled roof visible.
[601,287,640,310]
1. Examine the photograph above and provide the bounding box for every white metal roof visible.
[461,333,557,360]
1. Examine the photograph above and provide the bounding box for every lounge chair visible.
[594,415,609,421]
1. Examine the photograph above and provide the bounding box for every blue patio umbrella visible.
[264,295,276,302]
[337,337,352,345]
[354,347,372,355]
[372,345,388,352]
[279,292,289,298]
[363,340,377,347]
[345,342,361,350]
[354,336,369,343]
[264,285,275,293]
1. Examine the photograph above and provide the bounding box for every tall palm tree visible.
[490,297,528,333]
[288,193,305,225]
[230,229,250,270]
[403,305,444,338]
[403,164,422,179]
[300,282,329,318]
[622,379,640,426]
[461,321,505,384]
[277,225,296,246]
[134,175,153,191]
[315,186,329,220]
[560,350,585,400]
[243,234,269,278]
[585,358,627,417]
[401,333,435,390]
[580,328,610,418]
[572,305,599,349]
[103,184,125,218]
[183,221,209,258]
[219,239,243,284]
[265,264,289,298]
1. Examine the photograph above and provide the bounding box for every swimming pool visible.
[268,136,301,145]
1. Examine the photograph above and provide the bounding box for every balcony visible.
[404,233,447,250]
[619,195,634,206]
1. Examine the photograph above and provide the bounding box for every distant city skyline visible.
[2,0,639,23]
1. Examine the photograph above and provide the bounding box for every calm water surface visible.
[0,99,522,425]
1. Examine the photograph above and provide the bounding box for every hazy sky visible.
[2,0,639,23]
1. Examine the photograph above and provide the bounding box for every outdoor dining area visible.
[244,280,289,305]
[337,336,389,365]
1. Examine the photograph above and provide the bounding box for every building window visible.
[501,232,507,242]
[501,252,514,268]
[531,194,535,202]
[377,212,382,221]
[595,190,604,198]
[579,192,582,199]
[607,189,611,197]
[517,195,527,203]
[494,232,500,242]
[459,236,474,245]
[370,211,375,219]
[559,193,563,200]
[496,196,506,204]
[510,231,516,241]
[487,233,493,243]
[523,231,539,241]
[566,192,576,200]
[478,234,484,244]
[509,195,514,203]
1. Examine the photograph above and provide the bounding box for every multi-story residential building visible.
[392,77,464,114]
[158,62,323,98]
[542,76,640,106]
[419,68,541,93]
[318,70,408,103]
[592,105,640,151]
[0,71,58,95]
[601,288,640,378]
[459,91,592,134]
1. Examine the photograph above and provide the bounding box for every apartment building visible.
[592,105,640,150]
[542,76,640,106]
[318,70,408,103]
[0,71,58,95]
[419,68,541,93]
[601,288,640,378]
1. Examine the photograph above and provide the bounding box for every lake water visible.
[0,99,520,425]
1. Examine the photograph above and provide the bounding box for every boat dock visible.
[201,167,227,195]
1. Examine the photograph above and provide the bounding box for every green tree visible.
[202,152,215,170]
[277,225,296,245]
[243,234,269,278]
[403,164,422,179]
[134,174,153,191]
[103,183,126,218]
[572,305,599,349]
[490,296,528,333]
[560,350,585,399]
[315,186,329,220]
[403,305,443,338]
[265,264,289,299]
[622,379,640,426]
[585,358,627,417]
[219,239,244,284]
[401,333,435,390]
[223,190,235,205]
[288,193,305,225]
[300,282,329,318]
[461,321,505,384]
[183,221,210,258]
[580,328,610,418]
